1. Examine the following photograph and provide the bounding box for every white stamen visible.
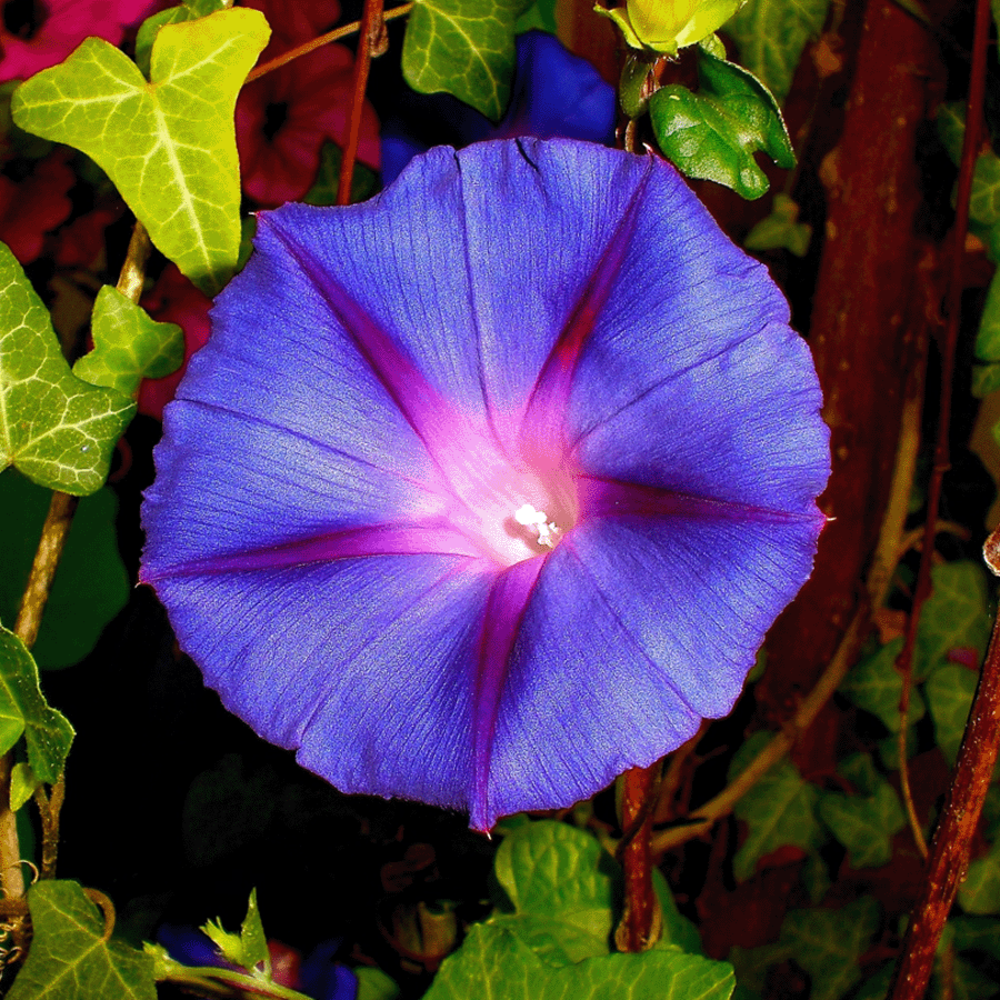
[514,503,560,548]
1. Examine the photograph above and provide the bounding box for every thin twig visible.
[337,0,386,206]
[245,3,412,84]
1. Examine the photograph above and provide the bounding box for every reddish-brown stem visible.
[336,0,386,207]
[245,3,412,84]
[614,762,660,952]
[894,0,990,866]
[889,543,1000,996]
[887,0,993,992]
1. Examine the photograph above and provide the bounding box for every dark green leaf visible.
[0,470,129,669]
[7,880,156,1000]
[0,242,132,494]
[12,9,270,295]
[402,0,533,121]
[729,733,825,881]
[951,915,1000,962]
[423,923,735,1000]
[724,0,830,104]
[778,897,881,1000]
[74,286,183,398]
[0,625,74,785]
[743,194,811,256]
[917,562,991,681]
[937,103,1000,232]
[839,637,926,732]
[818,781,906,869]
[649,46,793,199]
[515,0,557,33]
[958,839,1000,915]
[924,664,978,766]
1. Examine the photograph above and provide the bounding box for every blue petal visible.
[152,554,492,813]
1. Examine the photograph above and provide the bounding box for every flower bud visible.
[597,0,743,55]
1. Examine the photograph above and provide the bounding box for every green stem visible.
[162,966,318,1000]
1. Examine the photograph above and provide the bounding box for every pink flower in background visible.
[139,264,211,421]
[236,0,379,206]
[0,149,73,263]
[0,0,155,82]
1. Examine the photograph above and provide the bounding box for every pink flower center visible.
[429,420,579,568]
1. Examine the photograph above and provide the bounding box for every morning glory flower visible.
[140,138,829,831]
[380,31,616,185]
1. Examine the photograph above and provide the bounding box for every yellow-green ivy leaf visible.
[74,286,183,399]
[0,242,132,495]
[12,9,270,295]
[0,626,74,785]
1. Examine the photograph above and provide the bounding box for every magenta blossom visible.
[0,0,154,83]
[140,139,829,831]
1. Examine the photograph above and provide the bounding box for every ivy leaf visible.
[724,0,830,105]
[730,733,825,881]
[649,46,794,200]
[818,781,906,869]
[924,664,979,766]
[0,242,132,495]
[491,820,701,965]
[12,9,270,296]
[515,0,557,33]
[778,898,881,1000]
[916,562,991,682]
[0,471,129,670]
[937,103,1000,231]
[73,287,183,399]
[492,820,620,964]
[743,194,812,257]
[958,838,1000,915]
[0,626,74,784]
[423,923,735,1000]
[839,637,927,732]
[202,888,271,976]
[402,0,533,121]
[951,916,1000,962]
[135,0,233,78]
[7,880,156,1000]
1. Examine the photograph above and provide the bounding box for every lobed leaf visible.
[730,733,825,881]
[0,626,74,784]
[958,838,1000,915]
[0,242,132,494]
[12,9,270,296]
[74,286,183,399]
[649,46,794,200]
[839,637,926,732]
[724,0,830,105]
[423,923,735,1000]
[915,561,991,682]
[7,881,156,1000]
[743,194,812,257]
[135,0,233,78]
[924,664,980,766]
[0,471,129,669]
[778,898,881,1000]
[402,0,533,121]
[818,780,906,869]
